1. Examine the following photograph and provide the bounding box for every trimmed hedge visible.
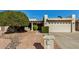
[33,25,38,31]
[42,26,49,33]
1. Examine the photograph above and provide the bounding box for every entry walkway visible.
[53,32,79,49]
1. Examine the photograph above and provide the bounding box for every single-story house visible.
[29,14,76,32]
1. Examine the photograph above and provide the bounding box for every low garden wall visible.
[0,26,9,34]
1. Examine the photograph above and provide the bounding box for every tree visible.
[0,11,29,32]
[58,16,63,19]
[0,11,29,26]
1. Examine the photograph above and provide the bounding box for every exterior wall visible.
[0,26,9,36]
[44,15,48,26]
[0,26,9,33]
[71,21,75,32]
[72,14,76,32]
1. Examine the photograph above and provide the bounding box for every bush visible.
[33,25,38,31]
[42,26,49,33]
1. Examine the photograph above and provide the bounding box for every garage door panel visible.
[49,24,71,32]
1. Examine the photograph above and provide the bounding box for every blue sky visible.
[1,10,79,20]
[21,10,79,20]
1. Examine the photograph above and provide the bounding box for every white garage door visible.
[49,22,71,32]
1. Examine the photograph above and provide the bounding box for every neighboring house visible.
[76,20,79,31]
[29,14,76,32]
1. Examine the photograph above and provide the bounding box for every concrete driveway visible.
[53,32,79,49]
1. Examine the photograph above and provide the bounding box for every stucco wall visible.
[0,26,9,33]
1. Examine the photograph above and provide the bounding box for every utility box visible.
[43,33,55,49]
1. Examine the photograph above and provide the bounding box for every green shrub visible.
[33,25,38,31]
[42,26,49,33]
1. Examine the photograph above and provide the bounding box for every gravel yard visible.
[0,31,44,49]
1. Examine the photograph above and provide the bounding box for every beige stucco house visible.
[30,14,76,32]
[44,14,76,32]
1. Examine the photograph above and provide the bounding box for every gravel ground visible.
[0,31,44,49]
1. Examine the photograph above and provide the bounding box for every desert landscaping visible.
[0,30,60,49]
[0,31,44,49]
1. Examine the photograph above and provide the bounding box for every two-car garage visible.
[48,20,73,32]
